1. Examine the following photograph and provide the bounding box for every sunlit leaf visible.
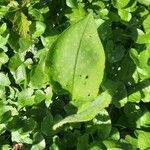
[46,14,105,110]
[13,11,30,38]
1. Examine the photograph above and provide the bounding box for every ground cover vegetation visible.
[0,0,150,149]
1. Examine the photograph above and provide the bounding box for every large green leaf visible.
[46,14,105,110]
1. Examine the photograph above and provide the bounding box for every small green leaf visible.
[112,0,130,9]
[66,0,78,8]
[7,116,36,134]
[125,135,138,150]
[0,6,8,19]
[93,110,111,140]
[109,127,120,140]
[0,124,6,135]
[30,48,48,88]
[128,91,141,103]
[138,0,150,6]
[8,31,20,51]
[0,86,5,99]
[118,9,132,22]
[106,41,125,63]
[34,90,45,104]
[141,82,150,102]
[117,55,136,83]
[0,73,10,86]
[89,141,103,150]
[13,11,30,38]
[8,53,23,72]
[130,47,150,80]
[19,35,31,52]
[31,21,46,39]
[28,7,44,21]
[0,144,11,150]
[138,110,150,128]
[17,88,34,107]
[136,130,150,150]
[31,132,46,150]
[0,34,9,48]
[21,0,30,6]
[44,86,53,107]
[0,52,9,64]
[124,103,142,120]
[0,102,12,124]
[65,7,87,23]
[103,139,132,150]
[11,131,32,144]
[143,15,150,33]
[136,29,150,44]
[50,143,59,150]
[0,52,9,69]
[41,114,53,136]
[0,23,6,35]
[30,63,46,88]
[14,64,27,85]
[102,79,127,108]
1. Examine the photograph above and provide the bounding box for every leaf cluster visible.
[0,0,150,149]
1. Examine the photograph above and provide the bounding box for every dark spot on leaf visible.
[85,75,88,79]
[88,94,90,96]
[79,75,82,77]
[147,58,150,66]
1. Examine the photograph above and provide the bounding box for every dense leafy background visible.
[0,0,150,149]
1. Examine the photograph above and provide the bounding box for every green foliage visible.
[0,0,150,149]
[53,92,111,130]
[13,11,30,38]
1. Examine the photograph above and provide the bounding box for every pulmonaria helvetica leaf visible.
[46,13,105,111]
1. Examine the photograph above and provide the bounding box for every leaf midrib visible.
[71,16,90,99]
